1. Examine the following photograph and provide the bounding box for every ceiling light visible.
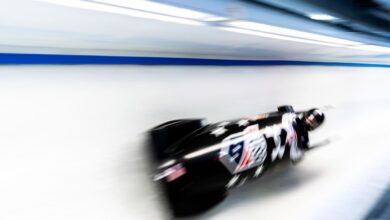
[226,20,362,46]
[308,14,338,21]
[350,45,390,53]
[89,0,213,20]
[38,0,204,26]
[219,27,346,47]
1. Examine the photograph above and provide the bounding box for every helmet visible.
[303,108,325,131]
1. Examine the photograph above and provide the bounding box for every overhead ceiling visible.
[250,0,390,40]
[0,0,389,63]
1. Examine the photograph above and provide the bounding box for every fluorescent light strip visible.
[351,45,390,53]
[308,14,337,21]
[220,27,347,48]
[222,26,390,53]
[39,0,203,26]
[89,0,214,20]
[226,20,362,46]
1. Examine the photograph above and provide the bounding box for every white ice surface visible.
[0,65,390,220]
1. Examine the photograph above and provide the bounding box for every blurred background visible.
[0,0,389,219]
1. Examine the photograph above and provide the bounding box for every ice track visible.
[0,65,390,220]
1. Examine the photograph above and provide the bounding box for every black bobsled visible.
[149,105,325,216]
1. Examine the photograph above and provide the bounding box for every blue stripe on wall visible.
[1,53,390,67]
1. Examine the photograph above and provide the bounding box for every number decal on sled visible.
[219,125,267,174]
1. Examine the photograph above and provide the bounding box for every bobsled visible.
[149,105,325,216]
